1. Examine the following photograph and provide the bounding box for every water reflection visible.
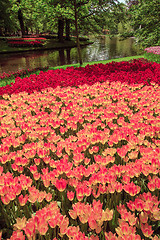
[0,36,142,73]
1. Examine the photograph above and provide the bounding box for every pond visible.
[0,36,142,74]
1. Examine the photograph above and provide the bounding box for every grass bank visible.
[50,55,145,70]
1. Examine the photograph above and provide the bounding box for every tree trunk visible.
[74,0,82,66]
[18,9,25,37]
[59,49,65,65]
[66,49,71,64]
[0,27,3,36]
[36,28,39,34]
[58,19,64,42]
[26,26,28,35]
[17,1,25,37]
[65,19,70,41]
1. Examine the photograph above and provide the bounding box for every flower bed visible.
[144,46,160,63]
[144,46,160,55]
[0,59,160,240]
[0,67,49,81]
[7,38,46,48]
[7,38,46,42]
[8,40,43,47]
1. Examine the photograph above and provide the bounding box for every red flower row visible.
[0,59,160,96]
[7,37,46,42]
[8,40,43,48]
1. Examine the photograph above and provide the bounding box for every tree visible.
[65,19,71,40]
[104,2,126,35]
[66,0,122,65]
[43,1,74,42]
[2,0,126,66]
[73,0,82,65]
[0,0,14,35]
[58,18,65,42]
[17,0,25,36]
[53,0,125,65]
[127,0,160,48]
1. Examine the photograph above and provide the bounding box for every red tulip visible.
[55,178,67,192]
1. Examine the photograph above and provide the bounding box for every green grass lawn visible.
[50,55,146,70]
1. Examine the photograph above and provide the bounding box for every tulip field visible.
[0,59,160,240]
[145,47,160,55]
